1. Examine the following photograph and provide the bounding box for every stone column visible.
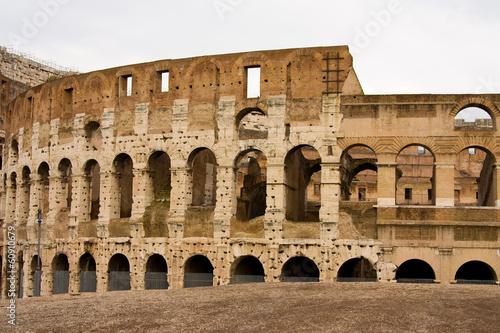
[264,159,285,241]
[319,162,340,241]
[167,166,189,238]
[97,171,114,238]
[213,164,235,240]
[130,167,151,237]
[376,155,397,206]
[68,173,87,240]
[434,162,456,207]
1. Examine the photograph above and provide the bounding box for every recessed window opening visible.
[417,146,425,155]
[120,75,132,97]
[246,66,260,98]
[404,188,412,200]
[160,71,169,92]
[455,107,493,130]
[1,80,6,101]
[469,148,476,155]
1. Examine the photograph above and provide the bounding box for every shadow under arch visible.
[184,255,214,288]
[396,259,435,284]
[281,256,319,282]
[230,255,265,284]
[337,257,377,282]
[455,260,497,285]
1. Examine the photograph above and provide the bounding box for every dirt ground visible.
[1,282,499,332]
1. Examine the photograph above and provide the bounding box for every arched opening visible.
[79,253,96,292]
[148,151,171,205]
[396,145,434,205]
[337,257,377,282]
[237,108,268,140]
[454,147,496,206]
[455,261,497,285]
[189,148,217,206]
[285,145,321,222]
[38,162,50,220]
[58,158,72,209]
[20,166,31,222]
[235,150,267,221]
[454,106,493,130]
[144,152,171,237]
[396,259,435,283]
[281,256,320,282]
[84,160,101,220]
[8,172,17,221]
[230,256,265,284]
[113,154,133,218]
[10,139,18,164]
[184,255,214,288]
[340,146,378,202]
[108,254,130,291]
[30,255,42,296]
[145,254,168,290]
[84,121,102,150]
[52,253,69,294]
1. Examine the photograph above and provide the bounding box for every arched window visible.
[285,146,321,222]
[454,147,496,206]
[236,108,267,140]
[455,261,497,284]
[235,150,267,221]
[84,160,101,220]
[454,107,493,130]
[340,146,377,201]
[396,146,434,205]
[189,148,217,206]
[113,154,133,218]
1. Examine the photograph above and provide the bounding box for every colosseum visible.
[1,45,499,297]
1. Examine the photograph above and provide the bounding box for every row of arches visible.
[9,254,498,297]
[341,143,497,206]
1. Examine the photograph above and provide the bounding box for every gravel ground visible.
[1,282,499,332]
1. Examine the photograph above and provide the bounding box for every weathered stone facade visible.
[1,46,499,297]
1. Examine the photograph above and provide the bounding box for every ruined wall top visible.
[0,46,76,89]
[1,45,359,138]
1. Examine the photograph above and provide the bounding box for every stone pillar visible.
[213,164,235,240]
[434,162,456,207]
[97,171,114,238]
[377,156,397,206]
[319,162,340,241]
[168,166,189,238]
[130,167,150,237]
[68,173,87,239]
[264,159,285,241]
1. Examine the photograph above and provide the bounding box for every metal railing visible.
[337,277,377,282]
[230,275,265,284]
[282,276,319,283]
[53,271,70,294]
[80,271,97,293]
[456,279,497,285]
[109,271,131,291]
[145,272,169,290]
[184,273,213,288]
[397,278,435,284]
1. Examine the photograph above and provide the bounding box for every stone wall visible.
[0,46,499,298]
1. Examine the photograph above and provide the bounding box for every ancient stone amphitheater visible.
[0,45,499,297]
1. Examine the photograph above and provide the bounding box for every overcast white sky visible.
[1,0,499,95]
